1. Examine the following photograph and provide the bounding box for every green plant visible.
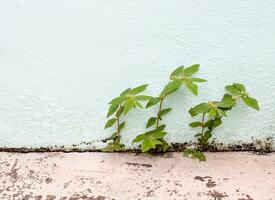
[184,83,259,161]
[103,84,151,152]
[132,64,206,152]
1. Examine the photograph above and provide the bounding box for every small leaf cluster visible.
[132,64,206,152]
[103,84,150,152]
[185,83,259,159]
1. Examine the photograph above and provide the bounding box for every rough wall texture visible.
[0,0,274,150]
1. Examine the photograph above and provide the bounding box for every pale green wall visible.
[0,0,274,150]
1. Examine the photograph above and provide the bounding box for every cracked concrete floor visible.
[0,152,274,200]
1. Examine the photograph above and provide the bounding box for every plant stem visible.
[201,112,206,136]
[156,98,164,128]
[116,105,121,143]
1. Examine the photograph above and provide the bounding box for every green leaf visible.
[109,96,126,105]
[120,88,131,96]
[135,101,143,108]
[150,131,167,140]
[189,122,202,128]
[146,117,157,128]
[135,95,152,101]
[242,97,260,111]
[170,66,184,79]
[221,94,236,108]
[146,97,161,108]
[157,125,166,131]
[189,103,210,117]
[132,133,146,143]
[183,64,200,77]
[116,106,124,118]
[204,131,212,140]
[208,109,217,119]
[225,85,242,95]
[123,100,135,115]
[104,118,116,129]
[195,133,202,137]
[204,120,214,128]
[217,109,226,117]
[213,118,222,128]
[107,104,119,118]
[185,81,198,95]
[119,122,126,130]
[191,78,207,82]
[141,139,162,152]
[233,83,246,92]
[218,99,236,108]
[158,108,172,117]
[130,84,148,95]
[109,132,118,140]
[160,80,182,98]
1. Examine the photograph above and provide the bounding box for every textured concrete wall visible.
[0,0,274,150]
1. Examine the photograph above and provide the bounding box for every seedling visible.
[103,84,151,152]
[184,83,259,161]
[132,64,206,152]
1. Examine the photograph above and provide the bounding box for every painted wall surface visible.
[0,0,274,149]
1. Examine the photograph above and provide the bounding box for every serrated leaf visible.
[233,83,246,92]
[104,118,116,129]
[242,97,260,111]
[185,81,198,95]
[107,104,119,118]
[130,84,148,95]
[146,117,157,128]
[183,64,200,77]
[135,95,152,101]
[225,85,242,95]
[170,66,184,79]
[158,108,172,117]
[160,80,182,98]
[123,100,135,115]
[191,78,207,82]
[146,97,161,108]
[189,122,202,128]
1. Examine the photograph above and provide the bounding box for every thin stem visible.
[116,104,121,143]
[201,113,206,136]
[156,98,164,128]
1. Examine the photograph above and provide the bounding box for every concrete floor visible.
[0,152,274,200]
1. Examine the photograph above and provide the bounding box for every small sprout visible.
[103,84,150,152]
[133,64,206,153]
[186,82,260,160]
